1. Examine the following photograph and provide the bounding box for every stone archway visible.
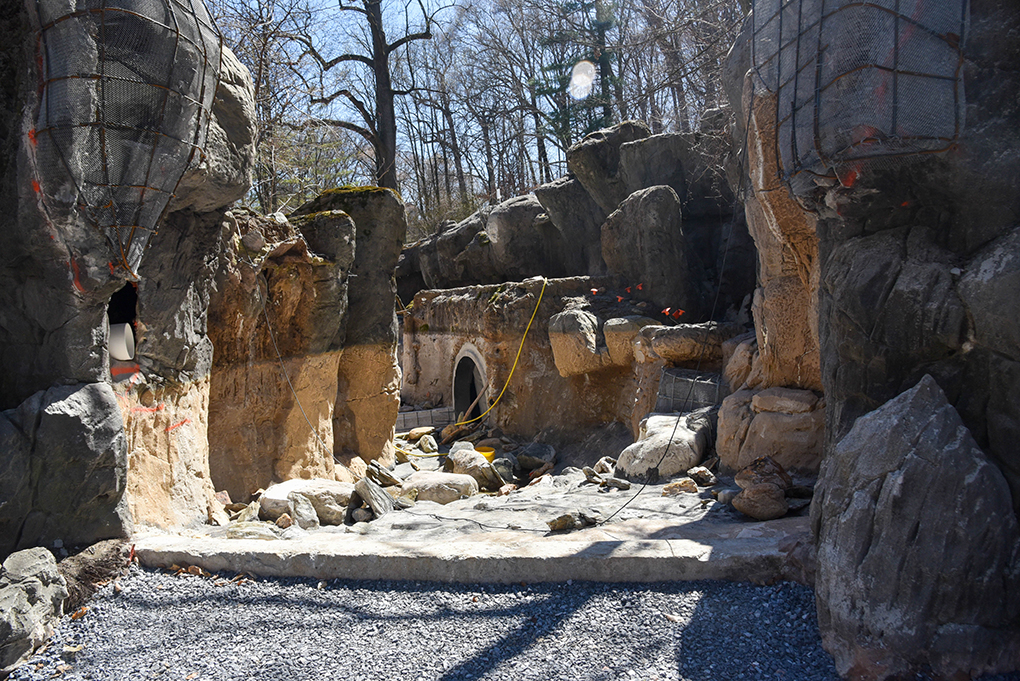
[453,344,487,422]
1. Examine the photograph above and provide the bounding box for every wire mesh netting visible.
[751,0,968,195]
[33,0,222,276]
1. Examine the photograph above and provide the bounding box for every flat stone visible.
[353,478,395,519]
[751,387,819,414]
[400,471,478,505]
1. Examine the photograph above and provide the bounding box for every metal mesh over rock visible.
[751,0,967,195]
[32,0,222,275]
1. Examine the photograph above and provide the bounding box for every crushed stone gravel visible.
[7,566,1018,681]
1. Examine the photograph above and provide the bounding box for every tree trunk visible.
[367,0,398,190]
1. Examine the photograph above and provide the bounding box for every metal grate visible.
[654,368,724,414]
[32,0,222,276]
[751,0,968,195]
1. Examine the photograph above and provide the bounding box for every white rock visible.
[400,471,478,505]
[616,412,710,480]
[259,479,354,524]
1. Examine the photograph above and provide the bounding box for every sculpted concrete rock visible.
[0,384,131,558]
[812,376,1020,680]
[603,317,658,366]
[717,387,824,474]
[722,331,757,391]
[635,322,745,365]
[169,45,256,214]
[731,483,787,521]
[548,309,611,377]
[0,548,68,675]
[533,177,607,275]
[485,194,567,282]
[602,186,702,317]
[401,471,478,505]
[617,412,711,481]
[567,121,651,214]
[207,210,356,499]
[291,188,406,468]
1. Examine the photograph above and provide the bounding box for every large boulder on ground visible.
[401,471,478,505]
[602,186,702,317]
[548,309,611,377]
[258,479,354,525]
[617,411,711,481]
[447,449,504,491]
[0,547,68,675]
[567,121,651,214]
[0,384,131,558]
[717,386,824,474]
[812,376,1020,680]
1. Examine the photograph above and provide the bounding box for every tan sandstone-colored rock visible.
[447,449,504,491]
[722,332,757,391]
[333,344,401,468]
[662,478,699,496]
[732,482,788,521]
[259,479,354,525]
[752,387,819,413]
[548,309,611,376]
[717,390,756,472]
[401,471,478,505]
[738,410,824,473]
[639,322,746,365]
[604,316,658,366]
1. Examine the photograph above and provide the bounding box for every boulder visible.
[400,471,478,505]
[287,493,320,530]
[447,449,504,491]
[603,316,657,366]
[0,548,68,675]
[533,177,607,275]
[485,194,567,281]
[718,388,825,474]
[0,384,132,558]
[601,186,701,317]
[732,483,788,520]
[516,443,557,470]
[566,120,652,214]
[751,387,819,414]
[734,456,792,491]
[353,478,395,520]
[548,309,611,376]
[716,390,756,470]
[812,376,1020,680]
[636,322,745,365]
[616,412,710,481]
[259,479,354,525]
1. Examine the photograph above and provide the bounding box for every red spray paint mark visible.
[165,419,190,433]
[131,404,165,413]
[110,364,140,377]
[69,259,86,293]
[28,129,37,146]
[31,179,41,194]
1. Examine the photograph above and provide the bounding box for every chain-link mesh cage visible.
[33,0,222,276]
[751,0,967,195]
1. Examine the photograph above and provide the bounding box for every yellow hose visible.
[454,277,547,427]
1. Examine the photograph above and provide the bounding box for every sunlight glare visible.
[568,60,596,100]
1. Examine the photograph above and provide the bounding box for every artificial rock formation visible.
[290,187,407,468]
[812,376,1020,679]
[207,209,356,501]
[0,547,68,675]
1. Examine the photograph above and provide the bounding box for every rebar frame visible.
[33,0,223,276]
[751,0,968,193]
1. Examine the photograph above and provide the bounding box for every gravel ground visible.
[10,565,839,681]
[10,566,1019,681]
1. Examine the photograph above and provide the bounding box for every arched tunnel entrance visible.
[453,354,486,422]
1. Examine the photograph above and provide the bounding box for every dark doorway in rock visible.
[454,356,485,421]
[107,282,137,326]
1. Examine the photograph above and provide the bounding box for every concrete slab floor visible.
[133,470,814,586]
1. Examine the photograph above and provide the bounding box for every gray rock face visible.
[0,547,68,675]
[0,384,131,558]
[566,120,651,214]
[812,376,1020,680]
[167,45,256,214]
[602,185,703,317]
[532,177,607,275]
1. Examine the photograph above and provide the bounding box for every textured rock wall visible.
[0,0,257,549]
[206,209,356,502]
[290,188,406,468]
